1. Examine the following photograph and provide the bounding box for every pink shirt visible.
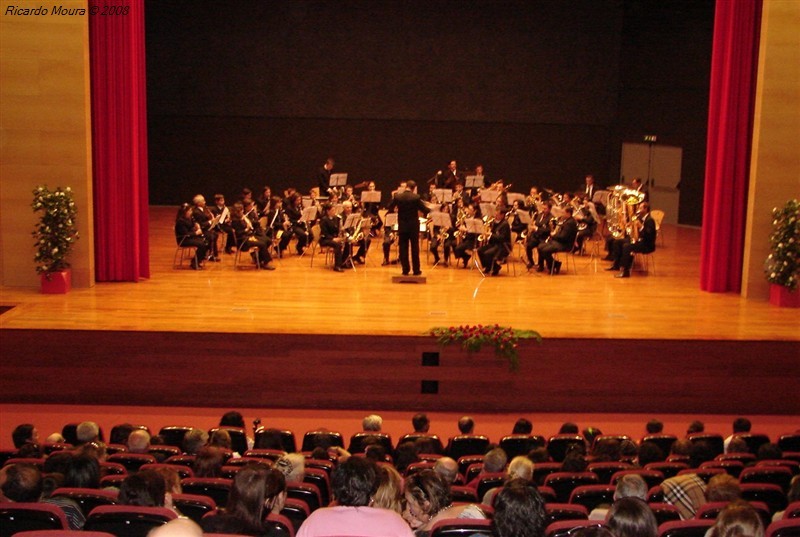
[297,505,414,537]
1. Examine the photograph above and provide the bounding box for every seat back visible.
[406,461,436,476]
[741,483,788,514]
[757,460,800,475]
[279,498,309,535]
[778,434,800,453]
[84,505,176,537]
[611,469,665,489]
[696,501,772,528]
[740,466,793,492]
[645,462,689,480]
[170,493,216,524]
[587,462,634,484]
[547,435,586,463]
[0,502,69,537]
[179,477,233,507]
[687,433,725,458]
[499,435,546,459]
[303,467,331,506]
[457,455,485,477]
[447,435,490,460]
[50,487,118,517]
[649,502,682,525]
[642,434,678,455]
[430,518,495,537]
[784,501,800,518]
[735,433,771,455]
[266,512,296,537]
[543,472,600,503]
[208,427,248,456]
[286,482,321,512]
[163,455,196,468]
[545,520,606,537]
[147,446,181,460]
[398,434,445,454]
[568,485,615,511]
[450,486,479,503]
[544,503,589,526]
[303,459,335,476]
[533,462,563,486]
[158,426,193,448]
[347,432,393,454]
[139,463,194,479]
[657,519,715,537]
[301,430,344,452]
[476,474,506,501]
[244,449,285,462]
[106,453,157,472]
[766,518,800,537]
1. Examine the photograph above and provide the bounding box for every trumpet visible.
[477,218,493,243]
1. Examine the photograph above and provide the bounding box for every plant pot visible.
[769,284,800,308]
[40,269,71,294]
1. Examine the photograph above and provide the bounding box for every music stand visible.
[480,190,497,203]
[465,217,486,273]
[329,173,348,191]
[301,206,319,224]
[343,213,360,230]
[430,211,452,229]
[433,189,453,204]
[481,203,497,219]
[384,213,398,229]
[506,192,524,206]
[360,190,381,204]
[465,175,482,189]
[516,210,531,225]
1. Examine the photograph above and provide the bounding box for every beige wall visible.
[742,0,800,299]
[0,0,94,288]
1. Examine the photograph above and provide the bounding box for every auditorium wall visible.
[146,0,714,226]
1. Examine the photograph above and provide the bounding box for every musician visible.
[264,196,292,256]
[175,204,208,270]
[607,201,656,278]
[361,181,382,234]
[243,199,260,225]
[381,205,399,266]
[536,206,578,274]
[441,160,463,189]
[319,203,346,272]
[230,202,275,270]
[508,200,527,237]
[422,183,438,204]
[315,157,335,194]
[256,186,272,215]
[387,180,429,276]
[573,196,598,253]
[453,182,471,206]
[584,175,599,200]
[475,164,489,188]
[525,187,542,213]
[478,209,512,276]
[285,193,309,255]
[338,201,357,265]
[342,184,359,211]
[631,177,649,202]
[239,187,254,204]
[525,202,554,269]
[190,194,219,261]
[209,194,234,254]
[453,203,481,268]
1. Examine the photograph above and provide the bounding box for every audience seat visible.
[170,493,216,524]
[286,481,322,512]
[544,472,600,503]
[0,502,69,537]
[99,475,126,488]
[734,433,772,455]
[592,434,633,450]
[758,459,800,475]
[83,505,176,537]
[244,449,285,462]
[657,519,715,537]
[61,423,105,446]
[266,512,296,537]
[642,434,679,454]
[3,458,46,470]
[398,434,445,454]
[106,453,157,472]
[645,462,690,479]
[687,433,725,457]
[533,462,563,487]
[544,503,589,526]
[180,477,233,507]
[208,427,248,456]
[609,469,665,489]
[406,461,436,476]
[649,502,682,525]
[778,434,800,453]
[740,466,793,492]
[138,463,194,479]
[457,455,485,478]
[43,443,72,455]
[716,452,757,463]
[0,450,17,466]
[784,501,800,518]
[254,428,297,453]
[50,487,118,517]
[430,518,495,537]
[347,432,393,454]
[475,474,506,501]
[99,462,127,476]
[498,434,546,459]
[447,435,490,460]
[147,445,181,460]
[547,435,586,463]
[219,465,241,479]
[450,486,479,503]
[695,501,771,528]
[158,426,193,448]
[568,484,615,512]
[677,467,725,483]
[537,486,558,504]
[301,430,344,452]
[586,462,634,484]
[303,459,335,476]
[741,483,788,514]
[303,467,331,506]
[647,485,665,503]
[766,518,800,537]
[163,455,196,468]
[223,456,262,467]
[279,498,309,535]
[545,520,606,537]
[465,463,484,483]
[699,460,745,478]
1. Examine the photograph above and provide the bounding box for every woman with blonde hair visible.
[373,465,403,513]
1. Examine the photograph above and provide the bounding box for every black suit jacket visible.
[637,213,657,253]
[388,190,430,233]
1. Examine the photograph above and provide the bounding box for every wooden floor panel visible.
[1,206,798,341]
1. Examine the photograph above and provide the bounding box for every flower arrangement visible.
[31,185,79,277]
[429,324,542,371]
[765,199,799,291]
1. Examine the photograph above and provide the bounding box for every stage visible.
[1,206,798,429]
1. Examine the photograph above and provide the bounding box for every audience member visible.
[605,497,658,537]
[528,447,550,463]
[11,424,38,450]
[76,421,100,445]
[118,469,167,507]
[773,475,800,522]
[637,442,665,466]
[583,427,603,447]
[404,469,485,536]
[705,473,741,503]
[646,419,664,435]
[45,432,65,444]
[661,472,707,519]
[255,428,286,451]
[482,455,534,505]
[512,418,533,435]
[559,422,580,434]
[670,438,692,458]
[687,420,705,436]
[412,413,430,433]
[362,414,383,432]
[689,441,716,468]
[458,416,475,435]
[110,423,135,445]
[757,442,782,461]
[591,438,620,462]
[2,463,85,529]
[706,500,764,537]
[724,417,752,453]
[64,453,101,489]
[492,478,547,537]
[275,452,306,483]
[394,441,420,475]
[467,447,507,489]
[298,457,413,537]
[727,436,750,454]
[433,457,459,486]
[193,446,227,478]
[373,465,404,514]
[589,473,648,520]
[182,428,208,455]
[150,518,203,537]
[127,429,151,453]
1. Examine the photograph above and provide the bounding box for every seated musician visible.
[361,181,382,234]
[256,186,272,215]
[191,194,219,261]
[339,201,361,265]
[285,193,309,255]
[508,200,527,238]
[525,202,554,269]
[453,182,470,206]
[537,206,578,274]
[264,196,293,257]
[230,202,275,270]
[175,203,208,270]
[607,201,656,278]
[429,205,455,267]
[210,194,234,254]
[381,206,399,266]
[478,209,512,276]
[453,203,481,268]
[343,184,360,211]
[319,203,346,272]
[573,196,597,253]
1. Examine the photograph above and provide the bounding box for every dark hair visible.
[255,428,285,451]
[43,451,74,475]
[708,500,764,537]
[732,417,752,433]
[584,428,603,447]
[404,470,450,516]
[1,464,43,502]
[458,416,474,434]
[689,441,715,468]
[118,469,166,507]
[512,418,533,435]
[331,456,379,507]
[528,447,550,463]
[226,463,285,533]
[646,419,664,434]
[193,446,226,478]
[493,478,547,537]
[757,442,782,461]
[394,441,420,474]
[637,442,665,466]
[64,453,101,489]
[606,497,658,537]
[12,424,35,449]
[407,180,417,191]
[412,413,429,433]
[562,451,588,472]
[220,411,246,428]
[110,423,135,445]
[592,438,620,462]
[559,422,579,434]
[687,420,705,435]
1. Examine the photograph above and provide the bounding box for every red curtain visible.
[700,0,762,292]
[89,0,150,281]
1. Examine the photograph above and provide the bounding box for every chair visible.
[784,501,800,518]
[757,459,800,475]
[209,426,248,456]
[657,519,715,537]
[476,474,506,501]
[740,466,793,492]
[699,460,745,478]
[347,432,393,454]
[233,231,260,270]
[180,477,232,507]
[110,424,150,444]
[398,433,445,454]
[0,450,17,466]
[547,435,586,463]
[568,485,616,512]
[687,433,725,458]
[308,224,334,268]
[651,209,665,246]
[42,443,73,455]
[163,455,196,468]
[533,462,564,486]
[447,435,491,460]
[406,461,436,476]
[538,486,558,504]
[458,455,485,477]
[106,452,157,472]
[592,434,633,451]
[735,433,772,455]
[465,463,485,483]
[286,481,322,512]
[741,483,789,514]
[645,462,690,479]
[696,501,772,528]
[499,435,546,459]
[147,445,181,460]
[50,487,118,517]
[303,458,335,476]
[551,249,577,275]
[648,485,665,503]
[173,233,199,269]
[544,472,600,503]
[766,519,800,537]
[649,502,682,525]
[430,518,495,537]
[717,452,757,463]
[279,498,308,535]
[3,458,46,469]
[170,493,216,524]
[778,434,800,453]
[545,520,606,537]
[634,250,657,275]
[301,430,344,452]
[84,505,177,537]
[99,475,127,488]
[450,486,479,503]
[303,467,331,506]
[611,469,665,489]
[544,503,589,526]
[266,512,296,537]
[586,462,634,484]
[244,449,285,462]
[254,428,297,453]
[677,467,725,483]
[642,434,678,455]
[158,426,193,448]
[0,502,69,536]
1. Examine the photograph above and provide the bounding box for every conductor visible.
[387,180,430,276]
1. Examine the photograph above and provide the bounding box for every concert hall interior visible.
[1,0,798,455]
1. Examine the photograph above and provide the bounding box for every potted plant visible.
[32,185,79,294]
[765,199,799,307]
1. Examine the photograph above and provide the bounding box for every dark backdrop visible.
[146,0,713,225]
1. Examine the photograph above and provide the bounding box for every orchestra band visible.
[174,161,658,277]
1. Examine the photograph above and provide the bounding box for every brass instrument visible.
[477,216,493,243]
[544,216,562,243]
[453,208,468,241]
[608,187,645,239]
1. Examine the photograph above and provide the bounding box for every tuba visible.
[608,187,645,239]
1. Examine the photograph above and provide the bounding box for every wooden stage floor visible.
[0,206,798,341]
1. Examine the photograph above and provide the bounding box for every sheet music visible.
[516,210,531,224]
[360,191,381,203]
[480,190,497,203]
[430,211,452,228]
[329,173,348,187]
[384,213,398,229]
[301,206,318,223]
[481,203,497,218]
[465,175,482,188]
[433,189,453,203]
[344,213,360,229]
[465,218,484,234]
